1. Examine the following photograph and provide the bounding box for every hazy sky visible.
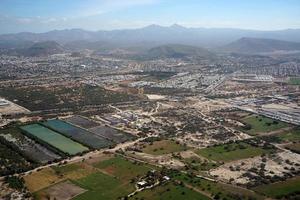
[1,0,300,33]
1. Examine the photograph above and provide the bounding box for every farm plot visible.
[65,115,100,129]
[72,172,134,200]
[20,124,88,155]
[42,119,114,149]
[0,127,60,163]
[93,156,152,182]
[34,180,86,200]
[88,126,136,143]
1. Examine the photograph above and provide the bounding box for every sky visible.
[0,0,300,33]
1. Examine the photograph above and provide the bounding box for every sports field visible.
[196,142,272,162]
[142,140,187,155]
[254,176,300,199]
[42,119,114,149]
[20,124,88,155]
[241,115,288,135]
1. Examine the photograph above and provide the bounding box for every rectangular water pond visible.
[42,119,114,149]
[20,124,88,155]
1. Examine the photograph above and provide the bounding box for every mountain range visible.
[1,25,300,57]
[1,24,300,49]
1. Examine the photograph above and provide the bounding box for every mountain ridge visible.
[1,25,300,49]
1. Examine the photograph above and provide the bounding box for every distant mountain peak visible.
[170,24,186,29]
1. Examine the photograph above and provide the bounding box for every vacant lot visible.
[42,119,114,149]
[131,182,210,200]
[196,142,272,162]
[241,115,288,135]
[142,140,187,155]
[21,124,88,155]
[254,176,300,199]
[72,172,134,200]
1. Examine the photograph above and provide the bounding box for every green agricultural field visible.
[72,172,134,200]
[131,182,211,200]
[289,77,300,85]
[94,156,152,182]
[142,140,187,155]
[254,176,300,199]
[183,157,219,171]
[196,142,272,162]
[241,115,289,135]
[173,173,264,200]
[278,128,300,142]
[20,124,88,155]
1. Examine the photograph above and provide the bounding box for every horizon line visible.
[1,24,300,35]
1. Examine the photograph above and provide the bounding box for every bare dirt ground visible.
[38,180,86,200]
[0,99,30,115]
[210,151,300,185]
[129,152,185,169]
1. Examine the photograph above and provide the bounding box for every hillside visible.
[19,41,64,57]
[221,37,300,54]
[145,44,216,60]
[1,25,300,49]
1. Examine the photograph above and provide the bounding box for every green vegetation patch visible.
[254,176,300,199]
[0,84,139,111]
[241,115,289,135]
[196,142,272,162]
[142,140,187,155]
[172,172,264,200]
[72,172,134,200]
[289,77,300,85]
[278,128,300,142]
[131,182,211,200]
[20,124,88,155]
[183,157,219,171]
[0,140,32,176]
[94,156,151,182]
